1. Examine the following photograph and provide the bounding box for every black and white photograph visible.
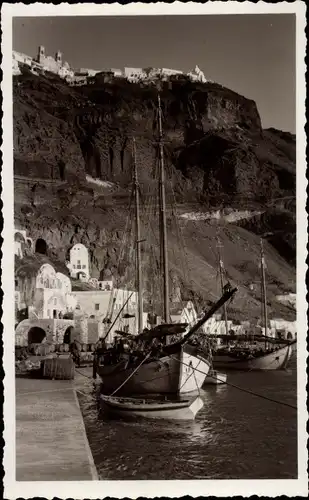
[2,2,307,498]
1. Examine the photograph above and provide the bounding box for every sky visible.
[13,14,296,133]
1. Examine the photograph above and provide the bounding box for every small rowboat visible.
[100,394,204,421]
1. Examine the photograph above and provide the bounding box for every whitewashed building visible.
[67,243,90,280]
[170,300,198,326]
[276,293,296,309]
[36,45,74,78]
[31,263,76,319]
[270,318,297,340]
[15,259,76,322]
[187,65,207,83]
[72,287,139,342]
[98,280,113,291]
[14,228,33,259]
[73,290,111,320]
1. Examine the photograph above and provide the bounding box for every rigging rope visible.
[109,352,151,396]
[102,292,134,341]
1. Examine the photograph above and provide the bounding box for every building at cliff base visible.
[14,227,34,259]
[67,243,90,281]
[72,287,139,343]
[276,293,296,309]
[15,253,77,327]
[170,300,198,325]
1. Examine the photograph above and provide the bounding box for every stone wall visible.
[15,318,74,346]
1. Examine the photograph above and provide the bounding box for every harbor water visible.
[77,359,297,480]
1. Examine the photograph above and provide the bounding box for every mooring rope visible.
[76,342,296,411]
[169,355,297,411]
[89,350,296,410]
[75,368,94,380]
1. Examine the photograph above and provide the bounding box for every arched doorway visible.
[63,326,74,344]
[35,238,48,255]
[28,326,46,344]
[287,332,293,341]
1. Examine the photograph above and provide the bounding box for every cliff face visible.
[13,71,296,320]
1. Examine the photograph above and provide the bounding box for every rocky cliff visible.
[13,70,296,320]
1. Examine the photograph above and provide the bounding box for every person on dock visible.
[70,340,81,367]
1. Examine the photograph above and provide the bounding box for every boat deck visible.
[16,374,98,481]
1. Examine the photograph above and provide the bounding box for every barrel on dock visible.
[63,343,70,353]
[75,342,82,352]
[39,344,51,356]
[29,343,50,356]
[42,357,75,380]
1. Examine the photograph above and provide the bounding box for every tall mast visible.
[217,236,229,335]
[132,138,143,332]
[260,238,268,349]
[158,94,169,323]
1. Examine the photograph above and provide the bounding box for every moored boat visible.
[209,236,296,372]
[212,341,294,371]
[95,289,236,394]
[100,394,204,420]
[97,343,210,395]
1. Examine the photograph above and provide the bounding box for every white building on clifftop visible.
[123,66,207,84]
[12,46,74,79]
[187,65,207,83]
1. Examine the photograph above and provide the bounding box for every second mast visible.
[133,137,143,332]
[158,94,170,324]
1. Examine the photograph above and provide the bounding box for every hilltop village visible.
[13,45,208,85]
[14,226,296,349]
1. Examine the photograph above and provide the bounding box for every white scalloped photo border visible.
[1,2,307,498]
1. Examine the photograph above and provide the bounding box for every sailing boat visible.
[212,238,295,371]
[94,95,237,395]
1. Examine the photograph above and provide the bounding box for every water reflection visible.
[77,369,297,480]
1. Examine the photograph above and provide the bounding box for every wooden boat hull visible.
[97,345,210,395]
[100,394,204,420]
[204,370,227,385]
[212,343,293,371]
